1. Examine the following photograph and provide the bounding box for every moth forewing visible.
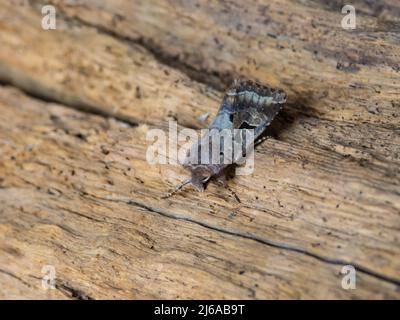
[166,79,287,196]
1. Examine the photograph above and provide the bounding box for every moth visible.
[165,79,287,197]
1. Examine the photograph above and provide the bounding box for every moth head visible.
[183,164,213,191]
[162,164,213,198]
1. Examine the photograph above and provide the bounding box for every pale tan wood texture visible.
[0,1,399,299]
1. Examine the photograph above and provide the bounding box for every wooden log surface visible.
[0,1,399,299]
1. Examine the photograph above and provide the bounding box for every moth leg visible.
[213,167,240,203]
[227,187,241,203]
[161,178,191,199]
[214,165,233,187]
[213,172,240,203]
[191,179,205,192]
[215,173,228,186]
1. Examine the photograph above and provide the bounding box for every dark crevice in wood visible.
[25,274,92,300]
[56,281,94,300]
[0,268,32,288]
[0,82,137,128]
[135,36,235,92]
[52,1,400,83]
[55,11,232,93]
[87,193,400,287]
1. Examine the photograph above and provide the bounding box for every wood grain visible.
[0,86,399,299]
[39,0,400,125]
[0,1,399,299]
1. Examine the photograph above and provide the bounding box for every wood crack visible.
[0,82,137,128]
[50,8,232,92]
[55,281,94,300]
[0,268,32,288]
[86,193,400,287]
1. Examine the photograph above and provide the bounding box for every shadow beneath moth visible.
[165,79,287,197]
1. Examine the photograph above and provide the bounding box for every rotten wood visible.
[0,1,399,299]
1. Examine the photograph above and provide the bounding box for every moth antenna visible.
[161,178,191,199]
